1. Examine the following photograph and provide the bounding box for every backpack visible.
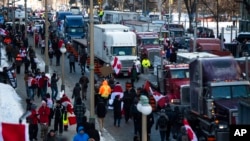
[158,115,168,128]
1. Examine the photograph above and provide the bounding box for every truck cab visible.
[136,32,161,67]
[189,56,250,141]
[163,64,190,105]
[64,15,85,41]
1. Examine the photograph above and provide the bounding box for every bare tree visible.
[183,0,196,32]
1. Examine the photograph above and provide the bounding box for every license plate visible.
[123,73,128,76]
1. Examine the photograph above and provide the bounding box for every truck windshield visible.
[66,27,84,33]
[142,39,159,45]
[170,69,189,79]
[112,47,136,56]
[211,85,250,99]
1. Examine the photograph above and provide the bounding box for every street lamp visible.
[137,95,152,141]
[44,0,49,73]
[60,43,67,91]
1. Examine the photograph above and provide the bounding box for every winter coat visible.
[27,109,39,124]
[73,126,89,141]
[98,80,111,99]
[50,75,59,88]
[68,53,75,63]
[38,106,50,124]
[74,102,86,120]
[85,124,100,141]
[72,83,81,99]
[96,100,107,118]
[54,105,65,120]
[112,96,122,119]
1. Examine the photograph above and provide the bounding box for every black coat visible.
[96,101,107,118]
[112,97,122,118]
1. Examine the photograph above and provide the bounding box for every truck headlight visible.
[218,124,228,129]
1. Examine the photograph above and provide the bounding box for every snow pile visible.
[0,83,24,123]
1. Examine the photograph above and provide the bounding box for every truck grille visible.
[148,50,160,63]
[121,60,134,70]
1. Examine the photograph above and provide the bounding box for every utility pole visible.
[89,0,95,125]
[24,0,27,38]
[193,0,198,52]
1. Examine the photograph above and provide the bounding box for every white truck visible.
[94,24,140,76]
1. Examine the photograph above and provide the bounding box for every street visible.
[13,36,166,141]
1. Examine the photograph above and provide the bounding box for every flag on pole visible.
[183,119,198,141]
[0,122,29,141]
[112,57,122,75]
[144,80,153,95]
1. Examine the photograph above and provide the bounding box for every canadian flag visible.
[108,83,124,110]
[112,57,122,75]
[144,80,164,102]
[0,122,29,141]
[0,28,7,36]
[183,119,198,141]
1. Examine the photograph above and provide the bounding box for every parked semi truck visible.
[64,15,85,41]
[136,32,161,67]
[94,24,140,76]
[188,56,250,141]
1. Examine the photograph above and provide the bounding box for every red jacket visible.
[38,106,50,124]
[28,109,39,124]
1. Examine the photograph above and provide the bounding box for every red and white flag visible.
[0,122,29,141]
[183,119,198,141]
[0,28,7,36]
[112,57,122,75]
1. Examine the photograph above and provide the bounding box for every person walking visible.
[130,98,142,136]
[79,73,89,100]
[79,52,87,73]
[27,104,39,141]
[85,123,100,141]
[73,126,89,141]
[122,87,134,123]
[112,95,122,127]
[96,98,107,136]
[74,97,86,125]
[46,129,58,141]
[46,93,54,127]
[38,100,51,140]
[50,72,59,100]
[98,79,111,105]
[72,83,82,105]
[53,100,65,135]
[155,109,169,141]
[48,47,54,65]
[68,52,76,73]
[141,57,151,74]
[130,64,138,87]
[147,112,155,140]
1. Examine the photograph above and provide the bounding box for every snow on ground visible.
[0,83,24,123]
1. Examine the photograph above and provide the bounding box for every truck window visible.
[142,39,159,45]
[211,86,231,99]
[211,85,250,99]
[170,69,189,79]
[232,85,250,98]
[112,47,136,56]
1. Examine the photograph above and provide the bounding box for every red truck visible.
[136,32,162,66]
[189,38,232,56]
